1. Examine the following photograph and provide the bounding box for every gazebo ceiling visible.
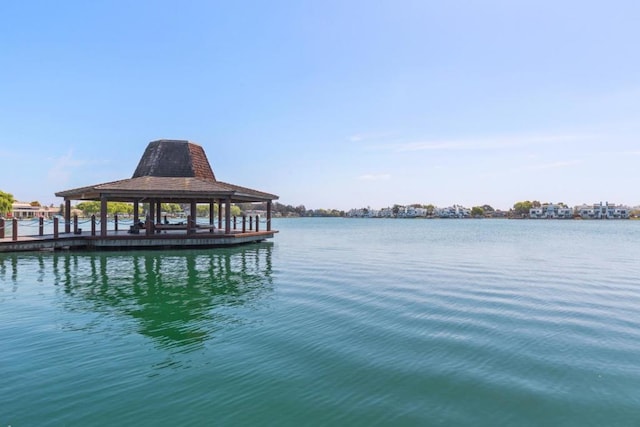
[55,140,278,203]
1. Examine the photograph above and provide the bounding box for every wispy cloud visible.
[379,133,599,152]
[526,160,582,170]
[47,150,87,185]
[358,173,391,181]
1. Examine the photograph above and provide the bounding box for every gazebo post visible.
[225,197,231,234]
[190,201,197,233]
[267,201,272,231]
[155,201,161,225]
[217,200,223,229]
[100,195,107,237]
[147,200,156,224]
[133,201,139,225]
[65,200,71,233]
[209,202,215,233]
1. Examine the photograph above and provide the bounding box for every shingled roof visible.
[56,139,278,203]
[132,139,216,180]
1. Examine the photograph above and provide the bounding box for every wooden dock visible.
[0,228,277,252]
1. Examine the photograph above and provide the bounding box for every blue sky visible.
[1,1,639,211]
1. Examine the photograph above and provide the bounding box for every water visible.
[1,218,639,426]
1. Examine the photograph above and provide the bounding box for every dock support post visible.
[12,219,18,241]
[114,214,118,232]
[256,215,259,232]
[267,201,272,231]
[73,215,79,234]
[233,216,237,230]
[0,218,4,239]
[39,217,44,236]
[91,215,96,236]
[65,200,71,234]
[54,217,59,239]
[242,216,246,233]
[249,215,253,231]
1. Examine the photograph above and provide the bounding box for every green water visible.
[1,218,639,425]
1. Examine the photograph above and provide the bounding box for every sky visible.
[1,1,639,211]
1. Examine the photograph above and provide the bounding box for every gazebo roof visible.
[132,139,216,180]
[55,139,278,203]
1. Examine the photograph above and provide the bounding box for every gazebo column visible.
[65,199,71,233]
[100,195,107,237]
[133,201,139,224]
[267,201,272,231]
[190,201,197,232]
[218,200,223,229]
[225,197,231,234]
[155,201,162,225]
[147,200,156,224]
[209,202,215,231]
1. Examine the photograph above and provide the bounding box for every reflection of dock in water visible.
[0,244,273,350]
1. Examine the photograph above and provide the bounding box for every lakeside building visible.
[435,205,470,218]
[8,202,60,219]
[397,206,428,218]
[576,202,630,219]
[529,204,573,219]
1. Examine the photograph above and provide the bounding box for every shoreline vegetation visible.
[2,197,639,221]
[267,200,640,220]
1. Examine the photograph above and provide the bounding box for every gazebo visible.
[55,139,278,239]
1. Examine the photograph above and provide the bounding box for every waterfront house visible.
[529,204,573,219]
[10,202,60,219]
[577,202,629,219]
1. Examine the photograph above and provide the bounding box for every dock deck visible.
[0,228,277,252]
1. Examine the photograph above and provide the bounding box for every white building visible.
[436,205,470,218]
[529,204,573,219]
[576,202,629,219]
[9,202,60,219]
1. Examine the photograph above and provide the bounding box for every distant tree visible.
[75,201,134,216]
[162,203,183,214]
[197,204,241,217]
[30,201,41,207]
[0,190,14,216]
[109,202,134,215]
[513,200,533,216]
[482,204,494,212]
[423,204,435,216]
[471,206,485,217]
[532,200,541,208]
[76,201,101,216]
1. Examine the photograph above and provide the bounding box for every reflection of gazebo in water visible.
[54,139,278,249]
[23,246,273,350]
